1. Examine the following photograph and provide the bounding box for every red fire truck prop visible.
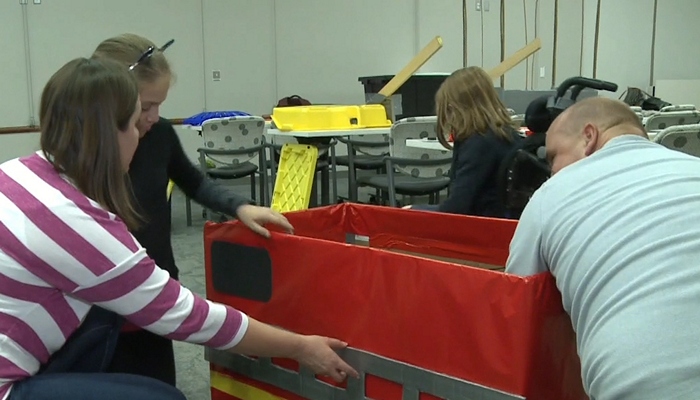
[204,203,586,400]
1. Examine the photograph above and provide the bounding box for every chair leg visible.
[387,186,397,206]
[270,159,278,206]
[320,167,330,205]
[347,171,354,202]
[330,145,338,203]
[372,167,384,205]
[250,174,257,203]
[309,172,318,208]
[386,160,397,207]
[350,168,360,202]
[259,151,268,207]
[347,148,358,202]
[186,196,192,227]
[259,171,266,207]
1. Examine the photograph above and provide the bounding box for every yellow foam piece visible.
[271,104,391,131]
[166,179,175,200]
[271,144,318,213]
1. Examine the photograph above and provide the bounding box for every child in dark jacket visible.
[407,66,522,218]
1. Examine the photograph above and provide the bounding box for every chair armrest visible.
[340,137,390,148]
[197,146,264,156]
[384,155,452,167]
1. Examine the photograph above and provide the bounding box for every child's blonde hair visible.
[92,33,173,85]
[436,66,515,149]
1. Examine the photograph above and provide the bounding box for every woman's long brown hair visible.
[436,66,515,150]
[39,57,142,229]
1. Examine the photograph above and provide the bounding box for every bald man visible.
[505,97,700,399]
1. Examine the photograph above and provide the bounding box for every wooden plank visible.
[377,36,444,97]
[488,38,542,81]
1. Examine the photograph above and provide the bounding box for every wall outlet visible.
[483,0,490,11]
[33,0,41,4]
[539,66,546,78]
[212,70,221,81]
[475,1,481,11]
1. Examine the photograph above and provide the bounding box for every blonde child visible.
[406,66,522,217]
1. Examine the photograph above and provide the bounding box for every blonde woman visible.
[92,34,294,385]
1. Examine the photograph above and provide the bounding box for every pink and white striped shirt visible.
[0,152,249,399]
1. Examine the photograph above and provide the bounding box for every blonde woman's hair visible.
[435,66,515,149]
[92,33,173,85]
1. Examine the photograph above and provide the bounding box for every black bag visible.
[276,95,311,107]
[496,131,551,220]
[641,96,673,111]
[620,87,646,107]
[618,87,672,111]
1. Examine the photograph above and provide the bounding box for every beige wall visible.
[1,0,699,163]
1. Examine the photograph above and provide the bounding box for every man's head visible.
[545,97,647,175]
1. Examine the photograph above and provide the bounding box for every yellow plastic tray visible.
[271,104,391,131]
[271,144,319,213]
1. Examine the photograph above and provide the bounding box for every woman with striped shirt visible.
[0,57,357,400]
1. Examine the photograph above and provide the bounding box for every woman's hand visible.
[231,319,358,383]
[295,335,359,382]
[236,204,294,238]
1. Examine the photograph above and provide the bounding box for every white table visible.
[186,124,390,138]
[405,139,449,151]
[265,127,390,138]
[406,128,530,151]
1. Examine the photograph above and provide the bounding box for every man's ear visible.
[582,123,599,156]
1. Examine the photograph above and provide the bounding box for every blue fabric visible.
[8,307,186,400]
[8,373,185,400]
[38,307,123,374]
[183,110,251,126]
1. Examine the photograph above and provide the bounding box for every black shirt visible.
[441,128,522,217]
[413,128,522,217]
[128,118,204,279]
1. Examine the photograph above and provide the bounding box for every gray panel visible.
[501,90,556,114]
[501,89,600,115]
[576,88,599,100]
[364,93,403,117]
[493,86,504,105]
[206,347,525,400]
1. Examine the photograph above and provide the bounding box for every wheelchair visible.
[499,76,618,219]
